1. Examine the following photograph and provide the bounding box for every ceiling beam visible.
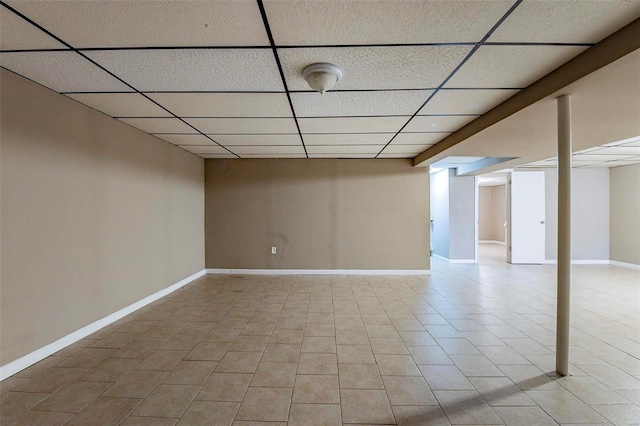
[413,18,640,167]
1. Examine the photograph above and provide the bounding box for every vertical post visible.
[556,95,572,376]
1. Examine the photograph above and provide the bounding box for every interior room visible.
[1,1,639,425]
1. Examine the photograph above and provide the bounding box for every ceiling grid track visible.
[256,0,309,158]
[375,0,524,158]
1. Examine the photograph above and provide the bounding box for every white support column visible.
[556,95,572,376]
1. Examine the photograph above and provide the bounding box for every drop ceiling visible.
[520,136,640,169]
[1,0,638,159]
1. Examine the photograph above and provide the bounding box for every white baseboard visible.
[610,260,640,270]
[479,240,506,246]
[205,268,430,276]
[543,260,611,265]
[0,269,206,381]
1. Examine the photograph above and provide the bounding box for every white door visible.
[509,171,545,264]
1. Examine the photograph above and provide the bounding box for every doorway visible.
[477,174,508,263]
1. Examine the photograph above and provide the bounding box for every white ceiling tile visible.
[306,145,383,155]
[573,154,636,162]
[489,1,640,43]
[153,134,217,146]
[382,144,433,155]
[186,118,297,134]
[231,145,306,155]
[403,116,476,133]
[200,154,237,159]
[5,0,269,48]
[118,118,196,134]
[419,89,519,115]
[377,153,414,158]
[280,46,471,90]
[210,134,303,146]
[304,134,392,146]
[445,45,588,89]
[0,5,67,50]
[308,153,376,159]
[147,93,292,118]
[587,146,640,156]
[241,154,308,158]
[291,91,429,117]
[66,93,171,118]
[180,145,231,155]
[0,51,131,92]
[298,117,407,134]
[393,133,449,145]
[264,0,514,44]
[85,49,283,92]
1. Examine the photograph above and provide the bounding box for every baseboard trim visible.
[205,268,431,276]
[479,240,506,246]
[0,269,206,381]
[542,260,611,265]
[610,260,640,270]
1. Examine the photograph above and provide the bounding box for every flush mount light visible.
[302,63,343,95]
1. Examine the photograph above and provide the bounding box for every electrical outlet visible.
[271,247,277,255]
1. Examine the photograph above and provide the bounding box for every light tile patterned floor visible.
[1,247,639,425]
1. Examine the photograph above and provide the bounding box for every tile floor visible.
[1,248,639,425]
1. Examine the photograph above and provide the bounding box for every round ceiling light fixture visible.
[302,63,343,95]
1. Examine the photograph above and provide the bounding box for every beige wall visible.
[610,164,640,265]
[205,159,429,270]
[493,185,506,242]
[478,187,495,241]
[1,70,204,364]
[478,185,506,242]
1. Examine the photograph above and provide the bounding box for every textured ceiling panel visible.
[298,117,407,134]
[392,133,449,146]
[264,0,513,45]
[419,89,519,115]
[85,49,283,92]
[377,153,415,158]
[200,154,237,159]
[241,154,308,158]
[303,134,392,146]
[118,118,196,134]
[589,146,640,156]
[66,93,171,118]
[0,5,67,50]
[209,134,303,146]
[280,46,471,90]
[186,118,298,134]
[0,51,131,92]
[489,0,640,43]
[306,145,383,154]
[231,145,306,155]
[445,45,588,89]
[153,134,217,146]
[5,0,269,48]
[291,91,430,117]
[403,116,477,133]
[308,153,375,158]
[147,93,292,118]
[180,145,231,155]
[383,144,434,155]
[572,154,636,162]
